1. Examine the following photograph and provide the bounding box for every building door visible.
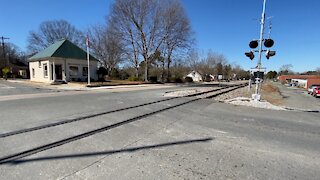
[55,64,63,80]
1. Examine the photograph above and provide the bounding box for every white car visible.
[308,84,320,94]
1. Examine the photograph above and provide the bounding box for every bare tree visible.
[187,49,227,76]
[161,0,192,81]
[185,49,199,70]
[0,43,26,66]
[108,0,167,81]
[125,29,141,78]
[223,64,232,80]
[107,13,141,78]
[87,24,124,75]
[230,64,242,80]
[279,64,294,75]
[206,50,226,74]
[27,19,84,54]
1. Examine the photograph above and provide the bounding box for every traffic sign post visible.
[250,68,266,101]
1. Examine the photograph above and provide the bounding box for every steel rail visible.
[0,84,241,138]
[0,83,247,164]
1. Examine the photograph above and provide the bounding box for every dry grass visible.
[261,82,284,106]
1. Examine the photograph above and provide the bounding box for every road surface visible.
[272,82,320,111]
[0,81,319,179]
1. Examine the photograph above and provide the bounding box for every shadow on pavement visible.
[6,137,213,165]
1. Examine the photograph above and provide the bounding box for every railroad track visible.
[0,83,247,164]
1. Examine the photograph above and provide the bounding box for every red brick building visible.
[278,75,320,89]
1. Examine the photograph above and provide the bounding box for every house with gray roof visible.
[28,39,98,83]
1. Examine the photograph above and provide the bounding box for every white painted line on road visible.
[0,91,92,102]
[242,118,255,121]
[0,84,16,89]
[0,87,16,89]
[215,130,228,134]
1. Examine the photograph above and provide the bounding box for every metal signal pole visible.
[257,0,267,69]
[253,0,267,100]
[245,0,276,101]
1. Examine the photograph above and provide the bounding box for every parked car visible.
[308,84,320,94]
[312,86,320,98]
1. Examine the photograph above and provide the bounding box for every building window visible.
[82,67,88,76]
[32,68,35,78]
[38,61,41,68]
[69,66,79,76]
[19,70,26,78]
[43,63,48,77]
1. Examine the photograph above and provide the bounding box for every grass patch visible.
[261,81,284,106]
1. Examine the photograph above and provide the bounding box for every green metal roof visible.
[28,39,98,61]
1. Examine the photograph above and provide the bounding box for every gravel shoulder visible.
[165,80,320,112]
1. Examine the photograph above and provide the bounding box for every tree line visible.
[0,43,27,67]
[2,0,254,82]
[265,64,320,79]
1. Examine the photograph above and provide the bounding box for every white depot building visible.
[186,70,203,82]
[28,39,98,83]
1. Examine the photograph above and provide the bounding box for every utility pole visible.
[86,36,91,86]
[1,36,10,68]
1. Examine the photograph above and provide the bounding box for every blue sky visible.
[1,0,319,72]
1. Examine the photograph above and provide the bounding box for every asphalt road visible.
[272,82,320,111]
[0,82,319,179]
[0,79,60,96]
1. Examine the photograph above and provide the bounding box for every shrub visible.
[184,76,193,83]
[149,76,158,83]
[128,76,140,81]
[97,67,108,76]
[7,72,13,77]
[171,77,183,83]
[2,67,10,79]
[16,75,23,79]
[175,78,183,83]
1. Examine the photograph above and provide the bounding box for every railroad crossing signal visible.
[249,40,259,49]
[266,50,276,59]
[264,39,274,48]
[245,38,276,60]
[245,51,255,60]
[245,0,275,102]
